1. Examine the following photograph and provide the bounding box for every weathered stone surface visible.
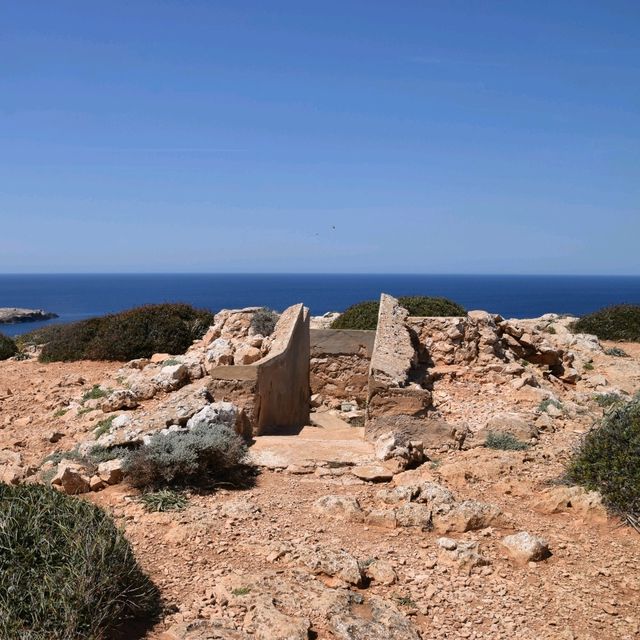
[502,531,550,563]
[297,546,364,585]
[365,559,397,585]
[51,462,91,494]
[369,294,416,388]
[395,502,432,528]
[206,338,235,368]
[153,364,190,392]
[367,415,468,450]
[330,594,421,640]
[312,495,364,522]
[533,485,607,520]
[434,500,501,533]
[351,464,394,482]
[437,537,490,573]
[101,389,139,412]
[481,412,538,441]
[97,458,124,485]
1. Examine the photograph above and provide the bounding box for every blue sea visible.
[1,274,639,337]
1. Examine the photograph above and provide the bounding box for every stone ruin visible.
[33,291,605,494]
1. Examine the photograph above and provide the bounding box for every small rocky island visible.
[0,307,58,324]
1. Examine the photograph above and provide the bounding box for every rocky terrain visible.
[1,307,640,639]
[0,307,58,324]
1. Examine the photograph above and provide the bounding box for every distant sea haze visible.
[1,273,639,337]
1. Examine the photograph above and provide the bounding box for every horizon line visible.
[1,272,640,278]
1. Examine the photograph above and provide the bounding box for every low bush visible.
[250,308,279,336]
[19,303,215,362]
[123,422,248,489]
[0,332,18,360]
[593,393,622,408]
[605,346,629,357]
[485,431,529,451]
[0,483,159,639]
[567,394,640,526]
[331,296,465,330]
[572,304,640,342]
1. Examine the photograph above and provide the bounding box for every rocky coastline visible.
[0,307,58,324]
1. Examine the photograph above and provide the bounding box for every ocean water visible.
[1,273,639,337]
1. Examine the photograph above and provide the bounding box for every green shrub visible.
[567,394,640,525]
[593,393,623,408]
[250,308,279,336]
[0,483,159,639]
[19,303,215,362]
[398,296,466,318]
[123,423,248,489]
[0,333,18,360]
[138,489,188,512]
[605,347,629,357]
[331,296,465,330]
[485,431,529,451]
[572,304,640,342]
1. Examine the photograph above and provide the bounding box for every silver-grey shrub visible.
[123,422,247,489]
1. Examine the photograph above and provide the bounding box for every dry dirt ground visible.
[1,348,640,640]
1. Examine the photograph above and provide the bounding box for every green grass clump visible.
[572,304,640,342]
[139,489,188,512]
[331,296,465,330]
[0,333,18,360]
[82,384,110,402]
[485,431,529,451]
[93,415,116,438]
[0,483,159,639]
[18,303,215,362]
[567,394,640,526]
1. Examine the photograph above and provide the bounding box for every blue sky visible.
[1,1,639,274]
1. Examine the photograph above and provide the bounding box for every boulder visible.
[481,413,538,441]
[153,364,190,392]
[234,343,262,365]
[206,338,235,368]
[51,462,91,495]
[101,390,139,413]
[502,531,550,563]
[436,537,490,573]
[97,459,124,485]
[297,546,364,586]
[365,559,397,585]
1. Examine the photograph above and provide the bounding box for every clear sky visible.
[1,1,639,274]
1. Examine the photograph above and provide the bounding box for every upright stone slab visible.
[366,294,432,423]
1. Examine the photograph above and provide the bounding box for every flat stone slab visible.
[249,413,374,468]
[351,465,394,482]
